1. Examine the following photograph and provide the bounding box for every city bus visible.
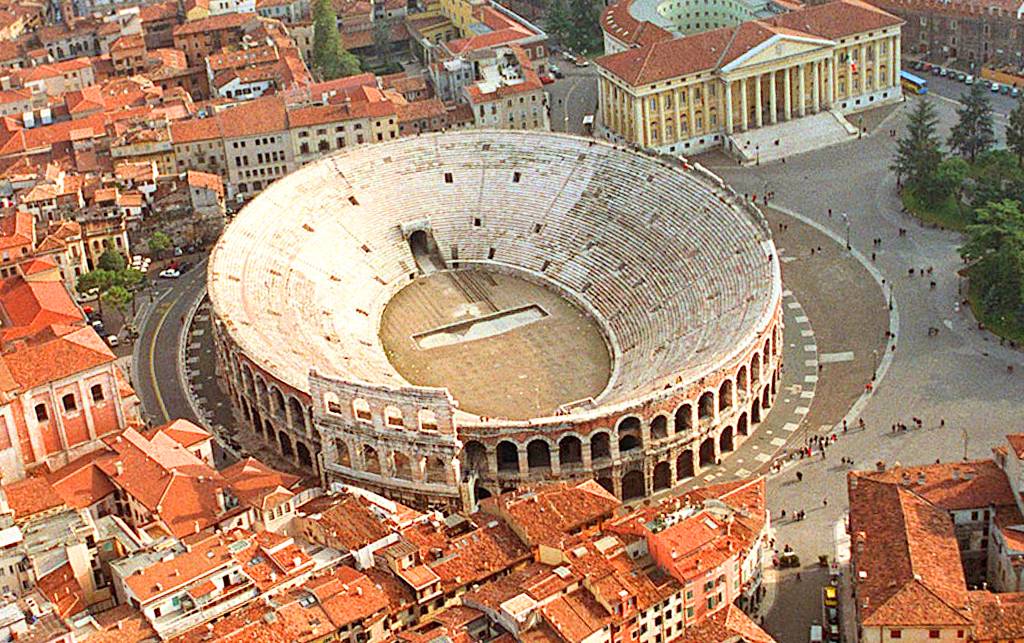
[901,70,929,94]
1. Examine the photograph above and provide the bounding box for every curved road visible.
[133,258,208,427]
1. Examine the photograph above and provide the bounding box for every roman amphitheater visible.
[208,130,782,512]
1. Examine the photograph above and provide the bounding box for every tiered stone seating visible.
[208,131,778,404]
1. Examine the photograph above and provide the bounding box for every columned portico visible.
[724,80,734,134]
[768,71,777,124]
[797,63,806,117]
[754,74,763,128]
[783,67,791,120]
[740,77,749,131]
[812,60,821,113]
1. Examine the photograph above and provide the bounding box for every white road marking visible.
[819,351,855,363]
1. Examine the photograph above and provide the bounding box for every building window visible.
[35,403,48,422]
[91,384,104,402]
[890,631,902,639]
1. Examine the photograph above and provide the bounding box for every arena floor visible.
[379,269,612,419]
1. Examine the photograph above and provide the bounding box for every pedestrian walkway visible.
[725,111,856,165]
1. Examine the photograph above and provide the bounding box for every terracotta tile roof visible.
[539,589,612,643]
[425,520,531,592]
[296,492,391,549]
[0,209,32,249]
[220,456,299,511]
[0,274,82,338]
[139,0,178,22]
[46,448,117,509]
[20,256,57,276]
[170,115,224,143]
[172,11,256,36]
[146,418,212,449]
[1007,433,1024,459]
[683,603,776,642]
[848,475,972,627]
[186,170,223,197]
[123,533,234,602]
[396,97,446,122]
[858,460,1015,511]
[304,565,389,628]
[481,479,619,548]
[90,604,158,643]
[37,562,85,619]
[969,591,1024,641]
[766,0,902,40]
[5,326,115,389]
[2,475,64,520]
[597,26,733,85]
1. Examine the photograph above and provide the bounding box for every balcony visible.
[150,581,258,639]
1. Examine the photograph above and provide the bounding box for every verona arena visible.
[208,130,783,511]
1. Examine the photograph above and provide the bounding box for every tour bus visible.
[900,70,929,94]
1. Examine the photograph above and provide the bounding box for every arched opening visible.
[737,412,748,436]
[271,388,285,417]
[650,415,668,440]
[463,440,487,473]
[762,385,771,409]
[751,398,762,423]
[621,470,645,500]
[597,477,614,495]
[698,391,715,421]
[674,404,693,433]
[527,440,551,470]
[676,451,694,480]
[384,405,404,428]
[474,483,493,501]
[718,380,733,411]
[591,432,611,462]
[497,441,520,472]
[618,416,642,453]
[393,452,413,478]
[279,431,294,458]
[653,462,671,491]
[751,353,761,384]
[263,418,273,440]
[363,444,381,475]
[426,456,447,483]
[241,400,252,423]
[720,426,734,453]
[699,437,716,466]
[737,365,748,395]
[558,436,582,466]
[296,441,312,467]
[289,397,305,431]
[335,440,351,467]
[418,409,439,431]
[351,397,370,420]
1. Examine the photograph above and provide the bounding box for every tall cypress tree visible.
[1007,94,1024,166]
[312,0,361,80]
[948,82,995,163]
[892,98,943,198]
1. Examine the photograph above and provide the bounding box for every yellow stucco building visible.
[597,0,903,155]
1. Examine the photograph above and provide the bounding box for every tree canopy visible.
[1007,94,1024,165]
[312,0,361,80]
[961,199,1024,332]
[948,82,995,163]
[892,98,944,204]
[546,0,600,53]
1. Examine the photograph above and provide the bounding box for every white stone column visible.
[768,70,777,124]
[740,77,749,131]
[724,80,733,134]
[894,35,901,87]
[874,39,882,91]
[783,67,792,120]
[754,73,763,128]
[687,85,696,136]
[830,56,838,103]
[633,97,644,146]
[797,63,806,117]
[812,60,821,113]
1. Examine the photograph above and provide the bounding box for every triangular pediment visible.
[723,34,834,73]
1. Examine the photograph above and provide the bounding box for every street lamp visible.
[841,212,851,250]
[871,348,878,381]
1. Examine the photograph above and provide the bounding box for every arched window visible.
[651,415,668,440]
[90,384,104,403]
[351,397,371,421]
[62,393,77,413]
[674,404,693,433]
[35,403,48,422]
[418,409,438,431]
[384,406,404,428]
[698,391,715,420]
[526,440,551,469]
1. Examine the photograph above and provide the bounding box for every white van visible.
[809,624,824,643]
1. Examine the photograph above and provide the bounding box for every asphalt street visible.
[545,56,599,135]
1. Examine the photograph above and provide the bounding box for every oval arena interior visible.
[207,130,783,511]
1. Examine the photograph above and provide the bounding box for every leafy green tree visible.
[545,0,572,45]
[934,156,969,202]
[97,248,126,272]
[102,285,134,319]
[892,98,943,202]
[77,265,144,318]
[967,150,1024,214]
[312,0,361,80]
[948,82,995,163]
[147,231,171,257]
[961,199,1024,328]
[1007,94,1024,166]
[373,19,392,66]
[566,0,600,53]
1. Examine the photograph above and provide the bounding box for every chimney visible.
[114,461,123,476]
[952,468,960,481]
[217,490,226,513]
[917,472,926,485]
[356,586,363,596]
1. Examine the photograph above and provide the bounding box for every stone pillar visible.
[517,448,529,476]
[812,60,821,113]
[581,443,592,469]
[783,67,792,120]
[768,70,777,124]
[77,380,96,440]
[668,457,677,483]
[612,474,623,499]
[724,80,734,134]
[874,39,882,91]
[550,448,561,476]
[894,35,901,88]
[797,63,806,117]
[690,447,701,475]
[830,56,838,104]
[633,98,644,146]
[687,85,697,137]
[740,77,749,131]
[754,73,763,128]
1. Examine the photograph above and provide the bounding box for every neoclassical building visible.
[597,0,904,155]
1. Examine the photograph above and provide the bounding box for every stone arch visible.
[653,461,671,491]
[527,439,551,470]
[676,450,694,480]
[497,440,520,472]
[270,387,286,417]
[751,353,761,384]
[241,400,252,423]
[474,483,493,501]
[393,451,413,478]
[288,397,305,431]
[737,412,748,436]
[323,391,342,414]
[384,405,404,428]
[650,415,669,440]
[278,431,294,458]
[425,456,447,483]
[263,418,273,440]
[699,437,716,466]
[617,416,642,453]
[621,470,645,500]
[718,379,733,411]
[596,476,614,495]
[255,377,268,403]
[736,365,748,395]
[242,364,255,397]
[698,391,715,421]
[362,444,381,475]
[762,385,771,409]
[591,432,611,462]
[351,397,371,420]
[751,398,761,423]
[418,409,438,431]
[296,441,312,467]
[463,440,487,473]
[720,426,734,453]
[674,403,693,433]
[336,440,351,467]
[559,435,582,466]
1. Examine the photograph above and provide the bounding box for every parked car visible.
[825,606,840,625]
[550,64,564,78]
[823,585,839,607]
[540,74,555,85]
[965,74,975,84]
[173,246,183,257]
[159,268,181,279]
[178,262,193,273]
[1001,83,1011,94]
[940,67,949,76]
[931,66,942,76]
[574,58,589,67]
[955,71,966,81]
[992,82,1002,93]
[106,334,119,347]
[1013,87,1021,97]
[91,320,106,335]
